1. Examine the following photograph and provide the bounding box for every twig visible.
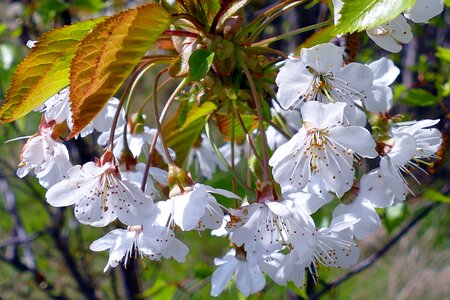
[0,233,42,248]
[313,202,439,298]
[0,178,65,299]
[48,209,100,300]
[0,177,36,270]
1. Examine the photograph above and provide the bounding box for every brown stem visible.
[141,78,187,191]
[239,61,270,182]
[162,30,199,38]
[152,68,175,165]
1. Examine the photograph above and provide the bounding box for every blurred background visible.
[0,0,449,299]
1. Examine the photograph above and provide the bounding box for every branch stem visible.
[141,78,188,191]
[239,61,271,182]
[251,20,333,47]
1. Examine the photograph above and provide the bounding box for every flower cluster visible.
[12,25,443,300]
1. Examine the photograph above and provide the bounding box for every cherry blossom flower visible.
[46,160,153,227]
[37,87,125,137]
[90,222,188,272]
[404,0,444,24]
[121,163,168,200]
[392,120,442,158]
[90,226,159,272]
[366,15,413,53]
[332,171,394,239]
[364,57,400,113]
[264,215,359,288]
[187,134,226,179]
[17,133,72,189]
[379,120,442,200]
[210,248,265,297]
[37,87,71,124]
[229,199,315,257]
[275,43,373,110]
[211,215,231,237]
[269,102,377,197]
[158,183,239,232]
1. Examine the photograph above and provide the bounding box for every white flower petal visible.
[388,133,416,166]
[404,0,444,23]
[301,43,343,74]
[235,261,265,297]
[301,101,346,129]
[329,126,378,158]
[276,58,313,109]
[210,252,238,297]
[368,57,399,86]
[359,170,394,208]
[333,198,381,240]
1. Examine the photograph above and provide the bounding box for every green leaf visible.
[436,47,450,63]
[401,88,440,107]
[181,101,217,130]
[334,0,416,35]
[424,189,450,203]
[204,0,221,25]
[68,4,172,138]
[215,112,258,142]
[188,49,215,81]
[0,18,104,124]
[165,102,217,165]
[298,25,334,53]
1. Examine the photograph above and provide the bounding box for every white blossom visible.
[332,171,394,239]
[158,183,239,232]
[26,40,37,48]
[364,57,400,113]
[90,222,188,272]
[121,163,168,200]
[90,226,160,272]
[404,0,444,23]
[229,199,315,257]
[276,43,373,110]
[46,161,153,226]
[270,102,377,197]
[17,133,72,189]
[263,215,359,288]
[366,15,413,53]
[380,120,442,201]
[37,87,125,137]
[187,134,226,179]
[210,249,265,297]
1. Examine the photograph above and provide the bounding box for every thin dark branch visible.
[313,202,439,298]
[0,177,36,269]
[0,232,44,248]
[0,177,66,299]
[0,254,67,300]
[48,209,100,300]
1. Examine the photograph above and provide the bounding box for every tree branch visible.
[313,202,439,298]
